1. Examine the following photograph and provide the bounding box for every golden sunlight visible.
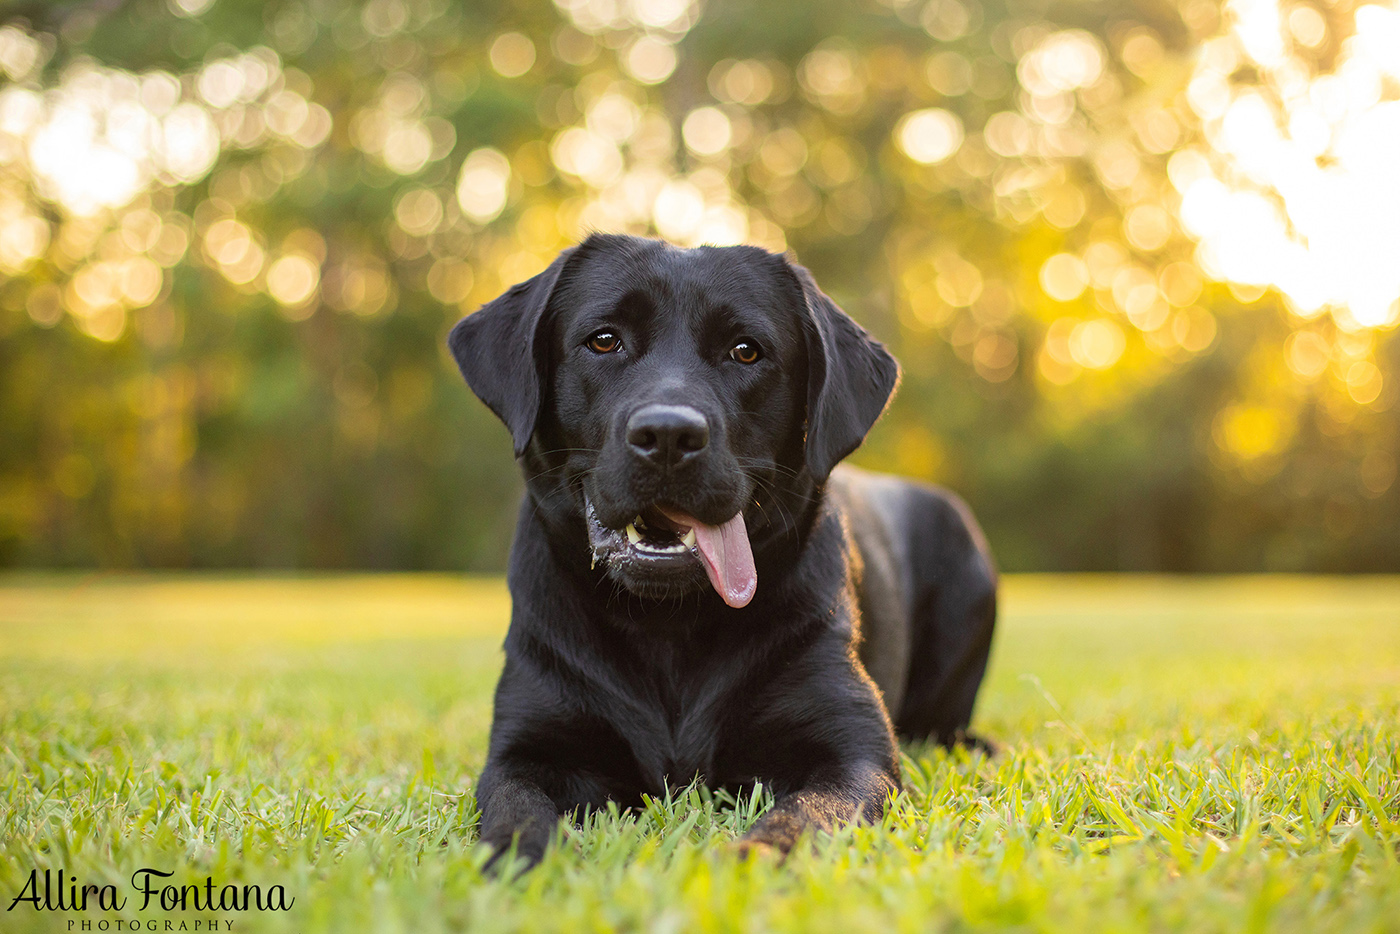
[1178,0,1400,331]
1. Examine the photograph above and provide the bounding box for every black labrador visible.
[449,233,997,866]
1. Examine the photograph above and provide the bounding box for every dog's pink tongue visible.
[659,508,756,608]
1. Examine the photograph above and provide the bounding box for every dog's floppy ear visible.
[787,262,900,483]
[447,248,575,457]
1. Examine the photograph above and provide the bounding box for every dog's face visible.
[450,234,898,608]
[543,240,807,604]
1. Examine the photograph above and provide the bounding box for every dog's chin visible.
[584,498,712,600]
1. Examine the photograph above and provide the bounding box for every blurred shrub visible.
[0,0,1396,570]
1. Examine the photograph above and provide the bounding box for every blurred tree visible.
[0,0,1395,570]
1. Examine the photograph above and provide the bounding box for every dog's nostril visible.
[676,428,706,453]
[626,404,709,465]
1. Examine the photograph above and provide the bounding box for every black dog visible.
[449,234,996,866]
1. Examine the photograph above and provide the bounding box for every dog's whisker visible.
[737,470,803,540]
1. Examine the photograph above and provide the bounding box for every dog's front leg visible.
[474,761,564,870]
[737,760,897,857]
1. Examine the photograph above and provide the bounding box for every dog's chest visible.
[609,652,736,789]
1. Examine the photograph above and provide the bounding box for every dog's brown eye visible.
[587,331,622,354]
[730,341,762,365]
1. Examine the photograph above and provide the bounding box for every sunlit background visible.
[0,0,1396,571]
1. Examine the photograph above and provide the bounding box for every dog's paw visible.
[479,837,546,877]
[730,838,782,862]
[936,728,999,757]
[958,730,999,757]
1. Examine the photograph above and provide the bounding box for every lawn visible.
[1,574,1398,933]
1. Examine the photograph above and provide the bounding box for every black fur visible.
[448,234,997,868]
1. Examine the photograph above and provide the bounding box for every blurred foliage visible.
[0,0,1397,571]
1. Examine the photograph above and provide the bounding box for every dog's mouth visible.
[626,505,699,553]
[585,499,757,608]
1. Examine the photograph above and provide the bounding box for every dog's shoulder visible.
[827,463,994,576]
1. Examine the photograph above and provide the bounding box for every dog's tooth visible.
[682,528,697,548]
[626,523,641,544]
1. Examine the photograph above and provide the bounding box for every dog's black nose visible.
[626,404,709,467]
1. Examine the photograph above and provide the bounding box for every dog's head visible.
[449,234,898,607]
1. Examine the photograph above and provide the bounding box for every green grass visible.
[2,574,1398,933]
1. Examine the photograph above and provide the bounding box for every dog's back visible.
[827,464,998,745]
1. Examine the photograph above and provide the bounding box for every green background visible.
[0,0,1397,572]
